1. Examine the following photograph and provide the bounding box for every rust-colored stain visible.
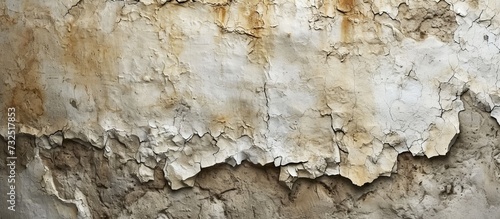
[62,22,121,112]
[239,0,274,65]
[215,6,228,25]
[211,0,276,65]
[338,0,354,12]
[242,8,265,37]
[63,25,119,83]
[209,98,259,137]
[56,0,125,115]
[319,0,336,17]
[9,29,45,126]
[341,16,352,43]
[339,0,356,43]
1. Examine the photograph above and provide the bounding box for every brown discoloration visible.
[243,9,265,37]
[8,29,46,127]
[207,0,273,66]
[338,0,354,13]
[209,99,261,137]
[0,14,17,29]
[318,0,337,17]
[341,16,352,43]
[338,0,356,43]
[467,0,479,8]
[239,0,269,65]
[62,25,119,85]
[214,6,228,26]
[62,19,122,113]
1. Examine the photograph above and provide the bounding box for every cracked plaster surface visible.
[1,0,499,191]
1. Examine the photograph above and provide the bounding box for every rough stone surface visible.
[1,0,500,218]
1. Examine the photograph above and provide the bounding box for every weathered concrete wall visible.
[1,0,500,218]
